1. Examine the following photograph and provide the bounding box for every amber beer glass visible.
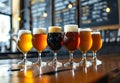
[63,25,80,67]
[32,28,47,66]
[47,26,63,67]
[79,28,92,67]
[17,30,33,66]
[91,32,103,65]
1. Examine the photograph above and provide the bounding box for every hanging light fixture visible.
[106,5,111,13]
[18,16,21,21]
[42,11,47,17]
[68,2,73,9]
[42,2,48,18]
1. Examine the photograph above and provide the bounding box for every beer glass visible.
[47,26,63,67]
[32,28,47,66]
[17,30,33,66]
[79,28,92,67]
[91,31,103,65]
[63,25,80,68]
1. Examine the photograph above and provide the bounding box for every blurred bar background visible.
[0,0,120,59]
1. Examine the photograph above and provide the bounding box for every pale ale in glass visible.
[91,32,102,52]
[91,31,103,65]
[78,28,92,67]
[32,28,47,66]
[79,30,92,53]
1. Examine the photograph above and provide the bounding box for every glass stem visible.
[53,52,57,63]
[69,52,73,63]
[93,52,97,60]
[24,53,27,63]
[82,53,87,61]
[38,52,42,62]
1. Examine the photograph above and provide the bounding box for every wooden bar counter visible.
[0,54,120,83]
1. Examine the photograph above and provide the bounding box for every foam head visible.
[64,25,78,32]
[18,30,31,36]
[78,28,92,33]
[48,26,62,33]
[33,28,46,34]
[91,31,100,35]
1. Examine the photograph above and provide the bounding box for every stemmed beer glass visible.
[32,28,47,66]
[47,26,63,67]
[78,28,92,67]
[63,25,80,68]
[90,31,103,65]
[17,30,33,66]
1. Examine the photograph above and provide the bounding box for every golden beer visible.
[32,28,47,52]
[79,29,92,53]
[17,30,33,54]
[91,32,103,53]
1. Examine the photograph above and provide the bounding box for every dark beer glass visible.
[63,25,80,68]
[47,26,63,67]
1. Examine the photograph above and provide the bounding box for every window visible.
[0,0,11,52]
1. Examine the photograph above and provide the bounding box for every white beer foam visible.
[64,25,78,32]
[91,31,100,34]
[78,28,92,32]
[48,26,62,33]
[33,28,46,34]
[18,30,31,36]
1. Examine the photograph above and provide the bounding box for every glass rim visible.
[18,30,31,36]
[48,26,62,33]
[91,31,100,34]
[64,24,78,27]
[33,28,46,34]
[78,28,92,32]
[48,26,62,29]
[64,25,78,32]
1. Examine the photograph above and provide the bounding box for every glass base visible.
[92,59,102,66]
[79,59,92,67]
[33,61,47,67]
[48,61,62,67]
[64,61,79,69]
[17,59,32,67]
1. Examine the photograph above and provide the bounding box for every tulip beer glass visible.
[32,28,47,66]
[63,25,80,68]
[47,26,63,67]
[79,28,92,67]
[17,30,33,66]
[91,31,103,65]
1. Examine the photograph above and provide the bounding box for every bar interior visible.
[0,0,120,83]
